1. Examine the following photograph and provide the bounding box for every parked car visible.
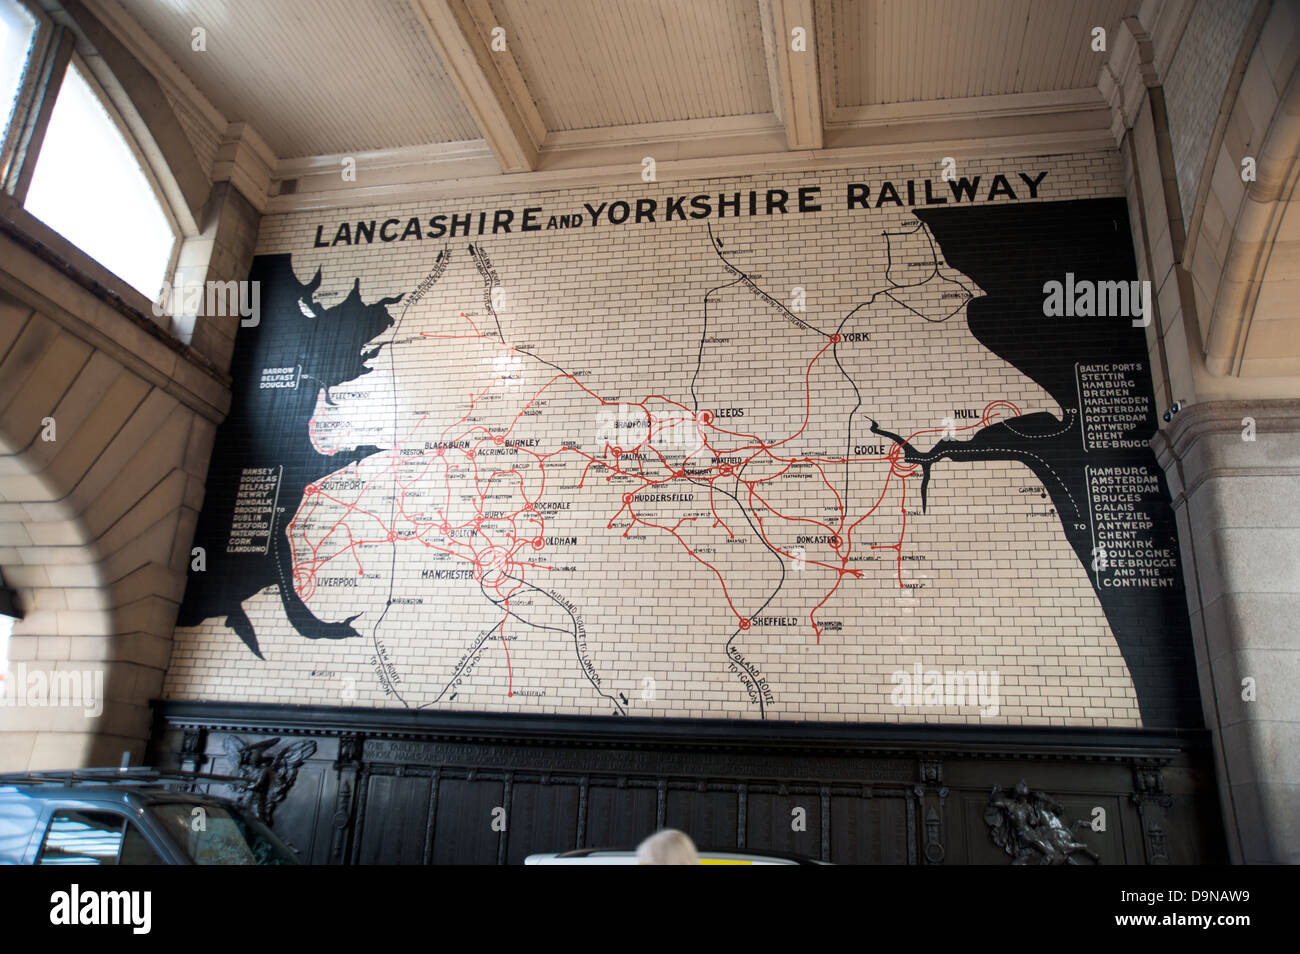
[0,768,301,865]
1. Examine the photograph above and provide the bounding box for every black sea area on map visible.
[908,199,1198,727]
[176,254,400,657]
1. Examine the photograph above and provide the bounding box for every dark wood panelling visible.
[428,777,505,865]
[584,784,658,850]
[830,792,912,864]
[665,788,738,851]
[147,702,1227,865]
[357,774,431,865]
[744,790,825,858]
[505,782,581,864]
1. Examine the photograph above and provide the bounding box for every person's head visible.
[636,828,700,865]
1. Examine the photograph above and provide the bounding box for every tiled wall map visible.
[169,152,1201,728]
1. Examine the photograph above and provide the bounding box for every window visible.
[1,0,179,303]
[24,62,176,298]
[119,822,166,865]
[0,0,35,143]
[37,809,161,865]
[149,802,300,865]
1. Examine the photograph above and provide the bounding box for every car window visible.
[0,793,43,864]
[38,810,125,865]
[149,802,299,865]
[36,809,164,865]
[119,822,165,865]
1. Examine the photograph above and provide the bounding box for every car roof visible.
[0,784,222,806]
[0,768,244,809]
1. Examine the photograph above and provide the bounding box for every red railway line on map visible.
[287,234,1020,710]
[289,328,1015,647]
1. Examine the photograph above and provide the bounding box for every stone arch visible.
[0,236,227,771]
[1187,4,1300,377]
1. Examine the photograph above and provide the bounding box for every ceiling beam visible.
[760,0,824,151]
[413,0,544,174]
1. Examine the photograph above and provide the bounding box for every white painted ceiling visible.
[488,0,774,130]
[822,0,1137,108]
[116,0,481,157]
[113,0,1140,159]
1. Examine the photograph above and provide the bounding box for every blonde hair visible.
[636,828,700,865]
